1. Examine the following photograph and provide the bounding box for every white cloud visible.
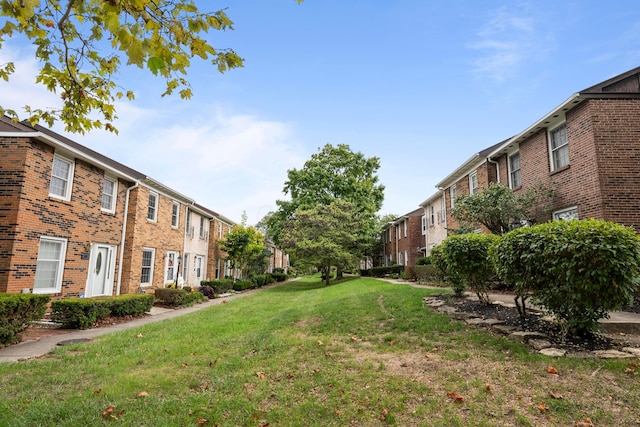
[468,5,548,82]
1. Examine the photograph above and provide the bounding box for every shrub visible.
[490,219,640,336]
[416,256,432,265]
[369,265,404,278]
[232,280,253,291]
[154,288,186,306]
[251,274,267,288]
[0,293,50,345]
[439,233,499,302]
[51,298,110,329]
[200,279,233,294]
[271,272,287,282]
[264,274,276,285]
[182,292,206,306]
[430,243,465,296]
[95,294,155,316]
[198,286,216,299]
[413,264,444,283]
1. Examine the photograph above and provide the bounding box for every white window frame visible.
[403,220,407,237]
[171,201,180,228]
[553,206,579,221]
[508,151,521,189]
[183,253,190,283]
[49,155,75,201]
[549,123,569,171]
[147,192,158,222]
[429,206,435,226]
[450,185,457,208]
[421,215,427,235]
[33,236,67,294]
[140,248,155,286]
[165,251,179,284]
[199,217,206,238]
[469,171,479,194]
[218,222,223,239]
[404,250,408,266]
[101,176,117,213]
[440,197,446,223]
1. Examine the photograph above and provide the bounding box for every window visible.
[403,220,407,237]
[430,206,435,226]
[421,215,427,235]
[218,222,223,238]
[141,248,155,285]
[33,236,67,293]
[199,217,206,239]
[553,206,578,221]
[508,152,521,188]
[185,209,191,232]
[101,176,117,212]
[450,185,457,208]
[147,192,158,221]
[49,155,74,200]
[171,201,179,228]
[404,250,408,266]
[440,197,446,223]
[549,123,569,170]
[165,251,178,283]
[469,172,479,194]
[183,253,190,283]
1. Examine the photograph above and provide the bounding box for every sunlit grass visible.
[0,276,638,426]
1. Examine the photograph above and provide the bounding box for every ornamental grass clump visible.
[490,219,640,337]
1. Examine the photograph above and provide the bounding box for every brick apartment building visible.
[0,117,286,299]
[381,208,425,266]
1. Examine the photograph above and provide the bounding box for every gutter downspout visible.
[116,181,139,295]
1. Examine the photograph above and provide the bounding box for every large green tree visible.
[0,0,299,133]
[219,214,265,280]
[280,200,361,286]
[265,144,385,276]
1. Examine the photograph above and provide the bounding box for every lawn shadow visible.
[266,276,360,293]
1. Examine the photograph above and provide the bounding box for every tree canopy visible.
[280,200,361,286]
[264,143,385,278]
[0,0,302,133]
[451,182,554,235]
[219,214,265,280]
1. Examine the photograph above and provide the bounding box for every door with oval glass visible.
[87,244,116,297]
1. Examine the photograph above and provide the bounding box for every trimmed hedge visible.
[271,272,287,282]
[200,279,233,294]
[155,288,206,306]
[490,219,640,335]
[51,294,156,329]
[365,265,405,278]
[232,280,253,292]
[0,293,50,345]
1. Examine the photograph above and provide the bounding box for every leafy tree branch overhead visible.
[0,0,302,134]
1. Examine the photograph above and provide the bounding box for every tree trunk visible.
[324,263,331,286]
[336,265,343,279]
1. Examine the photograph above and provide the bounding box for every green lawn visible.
[0,277,638,426]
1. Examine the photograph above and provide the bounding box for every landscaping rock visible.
[593,349,636,359]
[529,339,553,350]
[539,348,566,357]
[621,347,640,358]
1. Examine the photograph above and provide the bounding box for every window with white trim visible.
[508,151,521,189]
[429,206,435,226]
[549,123,569,170]
[33,236,67,294]
[553,206,578,221]
[404,250,408,266]
[185,209,191,232]
[440,197,446,223]
[469,171,479,194]
[49,155,74,200]
[403,220,407,237]
[101,176,117,212]
[199,217,206,239]
[171,201,179,228]
[183,253,190,283]
[421,215,427,235]
[217,222,223,238]
[450,185,457,208]
[147,192,158,221]
[141,248,155,285]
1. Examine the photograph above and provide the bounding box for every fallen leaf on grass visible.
[380,408,389,420]
[317,340,324,346]
[350,336,359,342]
[221,300,227,304]
[136,333,143,338]
[575,418,594,427]
[256,372,266,379]
[334,410,342,416]
[549,390,563,399]
[101,404,122,420]
[547,366,559,375]
[94,389,102,394]
[137,391,149,398]
[538,402,549,413]
[625,363,637,374]
[485,384,493,391]
[197,418,208,426]
[446,392,464,403]
[208,359,219,367]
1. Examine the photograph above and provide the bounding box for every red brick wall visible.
[395,213,426,266]
[0,138,128,297]
[120,186,185,293]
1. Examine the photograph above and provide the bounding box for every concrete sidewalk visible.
[0,292,246,363]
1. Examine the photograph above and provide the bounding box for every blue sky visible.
[2,1,640,224]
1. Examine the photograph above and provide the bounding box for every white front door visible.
[165,251,179,286]
[86,244,115,297]
[194,255,204,287]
